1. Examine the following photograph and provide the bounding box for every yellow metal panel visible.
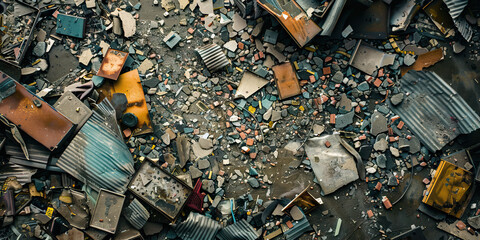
[422,160,473,218]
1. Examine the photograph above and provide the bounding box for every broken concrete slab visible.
[305,134,359,195]
[118,11,136,38]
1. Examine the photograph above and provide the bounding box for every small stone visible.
[247,178,260,188]
[390,93,404,106]
[198,138,213,150]
[370,112,388,136]
[197,159,210,170]
[201,179,215,193]
[403,54,416,66]
[33,42,46,57]
[390,147,399,157]
[190,166,203,179]
[332,71,344,83]
[376,154,387,168]
[374,138,388,152]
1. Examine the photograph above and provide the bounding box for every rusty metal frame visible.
[127,160,193,222]
[0,71,75,151]
[96,48,129,80]
[256,0,322,48]
[272,62,301,100]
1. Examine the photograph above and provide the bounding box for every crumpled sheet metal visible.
[5,138,50,169]
[349,40,396,75]
[216,219,259,240]
[422,160,474,218]
[0,164,36,185]
[0,72,75,151]
[304,134,359,195]
[256,0,322,48]
[389,71,480,152]
[390,0,421,32]
[174,212,222,240]
[99,69,153,136]
[52,190,90,230]
[56,100,135,193]
[320,0,347,36]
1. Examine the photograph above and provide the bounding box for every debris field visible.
[1,0,480,239]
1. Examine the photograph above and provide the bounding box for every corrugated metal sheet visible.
[174,212,221,240]
[123,199,150,230]
[442,0,468,20]
[6,139,50,169]
[283,216,312,240]
[454,17,473,42]
[0,163,37,184]
[56,100,135,193]
[217,219,259,240]
[390,71,480,152]
[196,44,229,72]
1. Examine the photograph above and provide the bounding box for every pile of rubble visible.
[1,0,480,239]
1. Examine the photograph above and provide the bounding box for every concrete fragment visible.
[118,11,136,38]
[370,112,388,136]
[232,13,247,32]
[79,49,93,66]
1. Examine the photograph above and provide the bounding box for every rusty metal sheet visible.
[90,189,126,234]
[128,160,193,222]
[0,72,75,151]
[96,49,129,80]
[272,62,301,100]
[422,160,474,218]
[98,69,152,136]
[257,0,322,48]
[400,48,444,76]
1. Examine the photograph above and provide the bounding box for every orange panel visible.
[99,69,152,136]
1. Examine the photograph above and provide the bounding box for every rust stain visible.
[273,62,301,100]
[257,0,322,48]
[99,69,152,136]
[97,49,129,80]
[400,48,444,76]
[0,72,74,151]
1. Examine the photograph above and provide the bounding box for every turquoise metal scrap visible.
[56,100,135,193]
[56,13,86,38]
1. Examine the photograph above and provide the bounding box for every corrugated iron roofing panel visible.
[283,216,312,240]
[123,199,150,230]
[174,212,221,240]
[217,219,259,240]
[56,100,135,193]
[442,0,468,20]
[454,17,473,42]
[390,71,480,152]
[6,138,50,169]
[0,163,37,184]
[196,44,229,72]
